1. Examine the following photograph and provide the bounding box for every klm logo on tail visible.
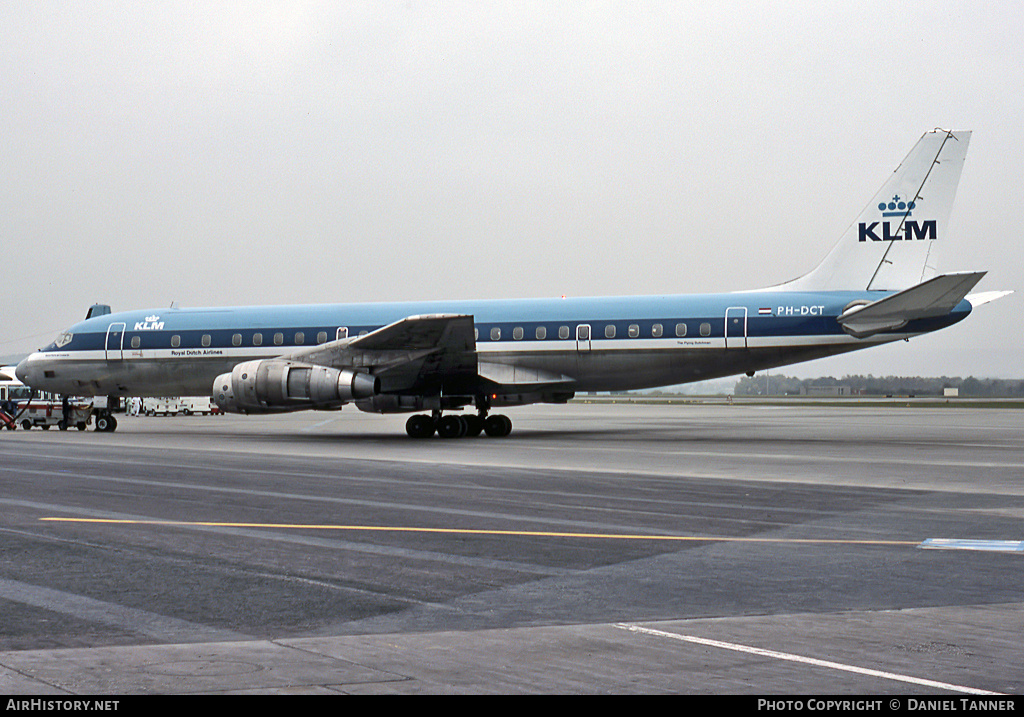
[859,195,936,242]
[858,220,936,242]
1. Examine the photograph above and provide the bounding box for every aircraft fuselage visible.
[16,290,971,401]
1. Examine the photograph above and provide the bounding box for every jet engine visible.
[212,359,379,414]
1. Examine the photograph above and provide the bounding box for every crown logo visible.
[145,315,160,322]
[878,195,916,217]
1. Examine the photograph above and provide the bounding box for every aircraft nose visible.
[14,356,30,384]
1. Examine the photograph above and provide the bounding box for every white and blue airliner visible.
[16,130,1009,437]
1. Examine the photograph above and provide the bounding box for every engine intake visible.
[213,360,378,414]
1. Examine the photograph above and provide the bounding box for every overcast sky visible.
[1,1,1020,378]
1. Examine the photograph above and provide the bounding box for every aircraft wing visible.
[837,271,987,338]
[284,313,478,393]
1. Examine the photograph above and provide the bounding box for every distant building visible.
[800,385,852,397]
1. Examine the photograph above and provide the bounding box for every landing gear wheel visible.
[436,415,467,439]
[483,414,512,437]
[463,415,484,437]
[95,414,118,433]
[405,414,436,439]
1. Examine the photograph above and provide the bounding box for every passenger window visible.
[131,336,141,349]
[490,327,501,341]
[513,327,524,340]
[253,333,263,346]
[201,334,211,347]
[535,326,546,340]
[232,334,242,346]
[295,332,304,345]
[317,331,327,344]
[474,328,479,341]
[605,324,616,339]
[700,323,711,336]
[577,325,590,340]
[171,335,180,348]
[628,324,639,338]
[559,326,570,339]
[274,333,283,345]
[676,323,687,337]
[652,324,663,338]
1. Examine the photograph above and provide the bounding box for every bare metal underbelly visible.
[29,339,892,398]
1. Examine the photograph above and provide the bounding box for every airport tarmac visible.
[1,400,1022,695]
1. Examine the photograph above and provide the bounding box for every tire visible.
[436,415,467,439]
[95,415,117,432]
[483,414,512,437]
[463,415,484,437]
[405,414,435,439]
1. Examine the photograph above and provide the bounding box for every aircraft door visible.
[576,323,592,352]
[105,322,126,361]
[725,307,748,349]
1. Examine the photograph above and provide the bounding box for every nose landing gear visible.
[94,412,118,432]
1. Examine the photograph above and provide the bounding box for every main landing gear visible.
[405,411,513,439]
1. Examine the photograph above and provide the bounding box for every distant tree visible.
[733,374,1023,397]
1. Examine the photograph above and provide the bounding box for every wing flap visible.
[477,361,574,387]
[285,314,477,392]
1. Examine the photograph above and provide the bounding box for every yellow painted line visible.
[39,517,919,546]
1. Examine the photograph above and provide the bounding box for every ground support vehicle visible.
[143,398,182,416]
[180,397,216,415]
[17,401,92,431]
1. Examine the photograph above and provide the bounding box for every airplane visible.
[16,129,1010,438]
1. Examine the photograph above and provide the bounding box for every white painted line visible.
[300,417,343,432]
[616,623,1003,695]
[921,539,1024,552]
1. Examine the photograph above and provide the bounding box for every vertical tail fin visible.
[779,129,971,292]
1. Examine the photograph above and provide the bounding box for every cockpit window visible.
[54,331,73,348]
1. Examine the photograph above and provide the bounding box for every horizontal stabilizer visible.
[838,271,986,338]
[966,290,1014,308]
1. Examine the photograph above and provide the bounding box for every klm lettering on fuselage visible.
[134,315,164,331]
[858,220,937,242]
